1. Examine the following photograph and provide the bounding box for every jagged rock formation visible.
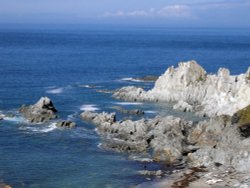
[19,97,57,123]
[81,110,250,173]
[81,111,192,163]
[113,60,250,117]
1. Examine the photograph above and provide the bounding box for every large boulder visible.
[19,97,57,123]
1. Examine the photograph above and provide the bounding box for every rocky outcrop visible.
[56,121,76,128]
[81,109,250,173]
[113,61,250,117]
[19,97,57,123]
[81,111,193,164]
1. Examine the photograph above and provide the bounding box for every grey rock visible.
[135,75,158,82]
[80,111,116,125]
[111,106,144,115]
[19,97,57,123]
[80,111,191,164]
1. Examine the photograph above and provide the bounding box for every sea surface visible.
[0,25,250,188]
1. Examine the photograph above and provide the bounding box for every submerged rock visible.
[56,121,76,128]
[19,97,57,123]
[113,60,250,117]
[135,75,158,82]
[111,106,144,115]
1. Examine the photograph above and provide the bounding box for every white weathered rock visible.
[173,101,193,112]
[114,60,250,117]
[19,97,57,123]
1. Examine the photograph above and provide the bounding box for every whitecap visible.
[4,116,27,123]
[114,102,143,106]
[80,104,100,111]
[19,123,57,133]
[145,111,157,114]
[46,88,63,94]
[120,77,147,82]
[78,85,103,88]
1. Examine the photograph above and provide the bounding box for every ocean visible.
[0,25,250,187]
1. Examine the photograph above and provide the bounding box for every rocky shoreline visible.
[2,60,250,187]
[80,61,250,187]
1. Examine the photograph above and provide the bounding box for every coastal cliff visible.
[114,61,250,117]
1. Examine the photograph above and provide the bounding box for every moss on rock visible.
[232,104,250,137]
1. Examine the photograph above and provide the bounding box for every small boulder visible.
[173,101,193,112]
[56,121,76,128]
[80,111,116,125]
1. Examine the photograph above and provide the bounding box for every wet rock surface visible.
[110,106,144,115]
[81,107,250,185]
[135,75,158,82]
[19,97,57,123]
[56,121,76,128]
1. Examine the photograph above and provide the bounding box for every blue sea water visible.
[0,25,250,188]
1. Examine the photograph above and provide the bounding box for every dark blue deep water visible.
[0,26,250,188]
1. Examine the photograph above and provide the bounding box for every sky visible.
[0,0,250,27]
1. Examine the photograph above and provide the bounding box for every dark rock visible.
[56,121,76,128]
[111,106,144,115]
[19,97,57,123]
[135,75,158,82]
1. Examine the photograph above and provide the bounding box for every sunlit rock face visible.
[114,60,250,117]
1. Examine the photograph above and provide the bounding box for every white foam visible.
[80,104,100,111]
[46,88,63,94]
[145,111,157,114]
[115,102,143,106]
[120,77,143,82]
[79,85,103,88]
[4,116,27,123]
[19,123,57,133]
[97,143,102,148]
[80,85,92,88]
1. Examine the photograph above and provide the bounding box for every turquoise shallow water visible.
[0,26,250,187]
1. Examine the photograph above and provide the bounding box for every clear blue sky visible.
[0,0,250,27]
